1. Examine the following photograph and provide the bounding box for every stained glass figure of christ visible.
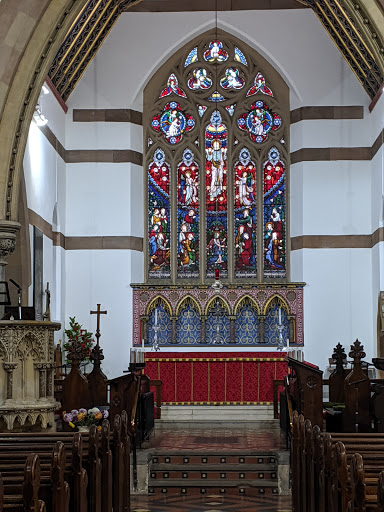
[206,111,228,277]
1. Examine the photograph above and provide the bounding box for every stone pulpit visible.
[0,320,60,431]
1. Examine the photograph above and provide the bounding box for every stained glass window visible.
[148,149,170,278]
[263,148,286,277]
[146,37,288,283]
[178,149,199,278]
[206,111,228,277]
[234,148,257,278]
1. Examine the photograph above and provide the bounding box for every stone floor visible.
[131,494,292,511]
[146,425,285,451]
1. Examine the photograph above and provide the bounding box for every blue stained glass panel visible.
[263,147,286,278]
[235,305,260,344]
[206,310,230,344]
[234,47,248,65]
[147,304,172,345]
[185,47,198,67]
[264,303,289,346]
[176,304,201,344]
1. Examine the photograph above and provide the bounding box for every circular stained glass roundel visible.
[245,107,273,137]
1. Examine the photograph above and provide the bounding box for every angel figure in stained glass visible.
[236,170,253,206]
[185,171,198,205]
[246,72,273,97]
[204,41,228,62]
[188,68,212,90]
[159,73,187,98]
[220,68,244,90]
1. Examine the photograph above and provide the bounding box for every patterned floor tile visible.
[131,494,292,511]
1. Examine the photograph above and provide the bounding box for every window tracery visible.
[145,33,289,283]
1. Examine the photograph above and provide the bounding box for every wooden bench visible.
[292,411,384,512]
[0,411,130,512]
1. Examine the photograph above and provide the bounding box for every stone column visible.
[3,362,17,400]
[258,315,266,343]
[229,316,236,343]
[45,363,54,399]
[200,315,206,344]
[170,316,177,344]
[34,363,46,399]
[288,315,295,344]
[0,221,20,319]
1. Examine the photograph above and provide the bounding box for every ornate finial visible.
[332,342,346,371]
[90,343,105,365]
[66,341,85,365]
[349,339,366,365]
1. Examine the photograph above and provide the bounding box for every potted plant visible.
[64,316,94,364]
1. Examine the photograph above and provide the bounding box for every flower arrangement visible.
[63,407,109,431]
[64,316,94,363]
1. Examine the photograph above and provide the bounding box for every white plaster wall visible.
[290,119,372,152]
[64,250,133,378]
[65,117,143,152]
[65,162,143,236]
[302,248,373,370]
[290,161,371,237]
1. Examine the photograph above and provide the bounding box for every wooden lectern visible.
[287,357,323,428]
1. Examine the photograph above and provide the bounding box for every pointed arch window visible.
[145,34,289,283]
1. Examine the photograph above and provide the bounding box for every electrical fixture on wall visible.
[33,82,49,127]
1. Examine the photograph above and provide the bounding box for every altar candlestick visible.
[278,308,282,325]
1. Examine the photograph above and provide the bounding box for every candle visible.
[286,338,290,350]
[155,308,158,325]
[278,308,282,325]
[142,338,144,349]
[215,269,220,280]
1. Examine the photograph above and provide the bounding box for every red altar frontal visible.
[145,352,287,405]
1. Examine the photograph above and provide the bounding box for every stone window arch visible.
[144,30,290,284]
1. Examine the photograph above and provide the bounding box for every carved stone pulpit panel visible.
[0,320,60,431]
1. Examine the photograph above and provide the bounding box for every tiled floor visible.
[132,494,292,511]
[147,427,285,452]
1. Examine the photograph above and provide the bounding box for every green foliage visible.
[63,316,94,363]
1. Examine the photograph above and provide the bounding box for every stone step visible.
[148,483,279,497]
[150,469,277,480]
[152,454,278,465]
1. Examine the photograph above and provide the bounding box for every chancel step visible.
[149,451,279,497]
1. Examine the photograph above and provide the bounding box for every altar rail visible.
[145,352,287,404]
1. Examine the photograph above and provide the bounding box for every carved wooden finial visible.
[349,339,366,365]
[332,342,346,371]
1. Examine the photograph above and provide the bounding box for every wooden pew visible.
[0,414,129,512]
[292,413,384,512]
[3,453,47,511]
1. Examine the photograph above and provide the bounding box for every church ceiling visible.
[48,0,384,102]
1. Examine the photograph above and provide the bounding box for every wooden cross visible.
[90,304,107,346]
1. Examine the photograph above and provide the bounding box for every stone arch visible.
[176,295,201,316]
[146,296,172,316]
[0,1,88,222]
[205,295,230,316]
[234,295,260,315]
[263,294,290,316]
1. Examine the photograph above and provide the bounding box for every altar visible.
[145,352,287,404]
